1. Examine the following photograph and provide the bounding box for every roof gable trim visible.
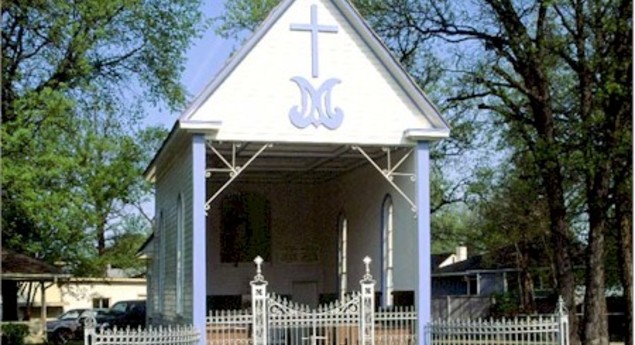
[179,0,450,134]
[180,0,295,122]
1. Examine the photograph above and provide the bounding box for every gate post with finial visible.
[556,296,569,345]
[83,315,96,345]
[251,256,268,345]
[360,256,376,345]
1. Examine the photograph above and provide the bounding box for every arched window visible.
[157,210,166,313]
[381,195,394,307]
[176,195,185,315]
[220,192,271,263]
[337,214,348,299]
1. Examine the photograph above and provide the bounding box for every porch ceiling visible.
[206,141,410,184]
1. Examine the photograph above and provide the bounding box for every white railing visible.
[84,321,199,345]
[206,256,569,345]
[265,292,363,345]
[426,299,569,345]
[249,256,376,345]
[207,309,253,345]
[376,306,417,345]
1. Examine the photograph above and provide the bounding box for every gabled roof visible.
[146,0,450,178]
[179,0,449,139]
[433,255,516,275]
[432,238,586,276]
[1,250,70,281]
[136,232,154,260]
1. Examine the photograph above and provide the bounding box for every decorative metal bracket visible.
[205,142,272,211]
[352,146,416,212]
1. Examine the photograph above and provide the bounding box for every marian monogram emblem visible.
[289,5,343,129]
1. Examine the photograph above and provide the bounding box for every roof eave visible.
[333,0,451,133]
[404,128,450,141]
[432,268,520,277]
[1,273,72,281]
[143,121,221,182]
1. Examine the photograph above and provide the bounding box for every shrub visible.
[1,323,29,345]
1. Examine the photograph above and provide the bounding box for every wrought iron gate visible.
[250,256,376,345]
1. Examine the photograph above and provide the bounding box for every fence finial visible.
[362,256,373,282]
[253,256,264,282]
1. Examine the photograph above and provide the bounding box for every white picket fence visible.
[208,304,567,345]
[83,320,200,345]
[206,256,569,345]
[426,313,568,345]
[82,256,568,345]
[207,309,253,345]
[375,307,417,345]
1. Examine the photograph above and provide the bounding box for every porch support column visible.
[415,141,431,345]
[40,281,46,335]
[192,134,207,345]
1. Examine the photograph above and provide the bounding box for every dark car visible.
[46,308,107,344]
[96,300,146,330]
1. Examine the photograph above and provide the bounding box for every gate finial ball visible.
[363,256,371,274]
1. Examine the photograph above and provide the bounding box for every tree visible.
[2,0,204,274]
[351,2,630,344]
[470,161,552,313]
[215,1,632,345]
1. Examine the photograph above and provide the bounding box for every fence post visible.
[556,296,569,345]
[83,316,96,345]
[251,256,268,345]
[360,256,376,345]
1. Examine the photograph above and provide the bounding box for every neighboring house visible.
[44,277,147,316]
[1,250,70,322]
[142,0,450,344]
[432,246,469,270]
[1,250,71,344]
[5,255,147,320]
[428,241,580,319]
[432,254,516,297]
[430,248,517,319]
[14,276,147,321]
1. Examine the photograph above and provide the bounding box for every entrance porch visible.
[203,141,418,311]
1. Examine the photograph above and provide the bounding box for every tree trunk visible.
[515,242,536,313]
[97,214,106,255]
[544,179,579,345]
[582,167,610,345]
[531,102,580,345]
[615,171,633,345]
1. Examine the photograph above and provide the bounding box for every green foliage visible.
[214,0,279,40]
[488,292,521,318]
[2,0,202,274]
[1,324,29,345]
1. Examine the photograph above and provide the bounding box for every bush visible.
[489,292,521,318]
[1,323,29,345]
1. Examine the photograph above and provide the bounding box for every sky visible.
[145,1,236,128]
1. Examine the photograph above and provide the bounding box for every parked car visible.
[46,308,107,345]
[96,300,146,330]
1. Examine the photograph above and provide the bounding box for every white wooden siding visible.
[153,142,194,324]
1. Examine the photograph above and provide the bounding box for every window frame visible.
[92,297,110,309]
[157,210,166,313]
[219,192,272,264]
[176,194,185,315]
[381,195,394,307]
[337,214,348,300]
